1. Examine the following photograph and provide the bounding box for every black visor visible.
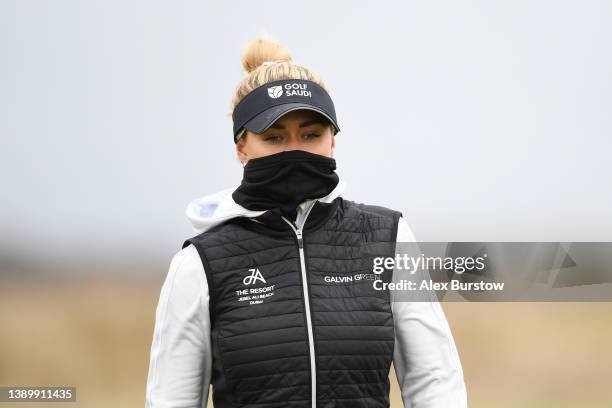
[232,79,341,143]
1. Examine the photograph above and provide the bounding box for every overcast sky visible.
[1,1,610,273]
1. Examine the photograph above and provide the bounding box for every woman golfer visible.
[145,38,467,408]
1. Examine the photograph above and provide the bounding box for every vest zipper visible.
[281,201,317,408]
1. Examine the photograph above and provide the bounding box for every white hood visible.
[186,178,348,234]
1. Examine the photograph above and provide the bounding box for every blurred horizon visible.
[2,276,611,407]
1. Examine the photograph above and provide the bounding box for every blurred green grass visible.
[1,276,611,407]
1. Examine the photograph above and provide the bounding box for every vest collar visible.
[186,177,347,235]
[237,197,342,236]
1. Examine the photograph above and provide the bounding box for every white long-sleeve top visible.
[145,180,467,407]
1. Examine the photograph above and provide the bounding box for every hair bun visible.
[241,38,292,74]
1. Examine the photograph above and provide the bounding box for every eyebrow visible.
[268,118,327,129]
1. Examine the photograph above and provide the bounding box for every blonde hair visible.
[230,37,333,144]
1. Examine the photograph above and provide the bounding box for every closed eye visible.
[264,135,283,143]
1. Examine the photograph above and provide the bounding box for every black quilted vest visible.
[182,197,402,408]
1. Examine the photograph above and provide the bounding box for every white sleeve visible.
[145,244,212,408]
[392,217,468,407]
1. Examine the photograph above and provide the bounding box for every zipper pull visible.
[296,229,304,249]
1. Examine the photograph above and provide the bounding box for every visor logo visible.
[267,83,312,99]
[267,86,283,99]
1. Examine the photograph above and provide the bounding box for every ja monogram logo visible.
[243,268,266,285]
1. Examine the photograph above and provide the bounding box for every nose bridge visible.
[287,128,302,149]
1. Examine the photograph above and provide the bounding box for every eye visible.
[303,132,321,140]
[264,135,283,143]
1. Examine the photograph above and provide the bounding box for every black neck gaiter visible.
[232,150,340,222]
